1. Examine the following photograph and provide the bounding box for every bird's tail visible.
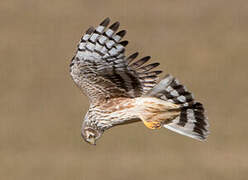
[145,74,209,141]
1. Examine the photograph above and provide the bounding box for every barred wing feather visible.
[70,18,162,102]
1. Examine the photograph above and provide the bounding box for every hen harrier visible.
[70,18,209,145]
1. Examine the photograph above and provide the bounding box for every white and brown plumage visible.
[70,18,209,145]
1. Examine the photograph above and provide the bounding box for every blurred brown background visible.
[1,0,248,179]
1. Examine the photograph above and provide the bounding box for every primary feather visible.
[70,17,162,103]
[70,18,209,144]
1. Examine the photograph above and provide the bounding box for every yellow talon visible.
[143,121,162,129]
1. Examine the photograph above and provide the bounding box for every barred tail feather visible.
[148,74,209,141]
[164,102,209,141]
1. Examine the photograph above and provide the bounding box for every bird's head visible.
[81,127,102,145]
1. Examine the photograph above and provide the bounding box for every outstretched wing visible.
[70,18,162,103]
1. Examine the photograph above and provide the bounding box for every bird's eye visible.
[88,133,95,139]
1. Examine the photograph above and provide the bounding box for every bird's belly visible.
[97,98,141,127]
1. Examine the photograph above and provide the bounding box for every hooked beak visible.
[87,137,96,145]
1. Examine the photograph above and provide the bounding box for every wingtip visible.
[85,26,95,34]
[126,52,139,64]
[153,62,160,67]
[109,21,120,31]
[100,17,111,26]
[154,70,163,75]
[141,56,151,61]
[119,40,129,46]
[132,52,139,58]
[116,30,127,37]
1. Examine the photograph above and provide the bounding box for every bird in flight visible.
[70,17,209,145]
